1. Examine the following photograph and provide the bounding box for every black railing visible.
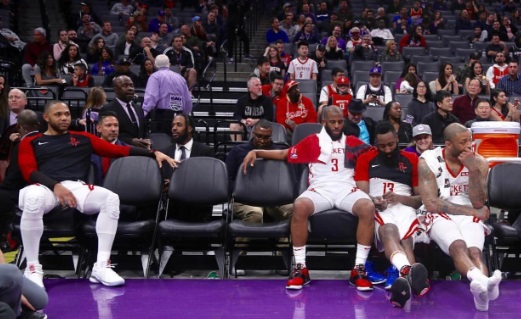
[39,0,51,45]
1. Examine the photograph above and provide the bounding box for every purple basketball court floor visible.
[44,279,520,318]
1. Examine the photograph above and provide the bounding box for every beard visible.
[172,130,189,144]
[378,146,401,167]
[325,125,342,141]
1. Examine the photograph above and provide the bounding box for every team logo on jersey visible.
[290,148,298,159]
[69,137,79,147]
[398,162,407,173]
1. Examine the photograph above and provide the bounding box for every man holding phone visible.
[356,66,393,107]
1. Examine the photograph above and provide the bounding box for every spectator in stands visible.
[288,41,318,80]
[91,47,116,77]
[485,52,508,89]
[509,34,521,62]
[67,29,78,45]
[512,9,521,25]
[356,66,392,107]
[382,101,412,144]
[275,40,292,68]
[407,81,435,126]
[300,2,317,24]
[78,87,107,131]
[181,24,202,53]
[399,25,427,53]
[352,34,378,61]
[69,62,94,88]
[455,9,473,33]
[141,54,192,123]
[1,88,26,139]
[58,44,88,75]
[276,80,317,133]
[110,0,134,19]
[262,74,284,107]
[155,23,172,53]
[226,119,293,223]
[456,52,482,84]
[267,17,289,44]
[164,35,197,89]
[342,99,376,144]
[310,44,327,77]
[102,57,139,87]
[403,124,433,156]
[435,63,460,95]
[490,88,520,122]
[87,38,105,64]
[487,21,509,42]
[33,51,64,88]
[202,10,223,54]
[320,75,352,120]
[318,67,346,108]
[421,90,459,144]
[148,10,170,34]
[76,14,101,53]
[293,22,320,44]
[400,72,419,94]
[465,61,491,95]
[130,37,159,66]
[370,19,394,45]
[102,75,149,147]
[315,1,330,27]
[392,7,412,31]
[497,60,521,96]
[163,7,179,31]
[231,76,274,141]
[280,12,298,41]
[53,30,72,61]
[263,45,286,78]
[465,98,492,128]
[452,78,481,124]
[320,24,346,51]
[0,16,24,50]
[114,29,139,60]
[324,36,344,61]
[89,22,119,52]
[21,28,53,87]
[226,0,254,62]
[250,57,271,86]
[429,10,445,34]
[396,62,418,92]
[346,27,362,55]
[336,0,353,23]
[137,58,155,88]
[468,26,487,45]
[485,34,509,63]
[379,40,403,62]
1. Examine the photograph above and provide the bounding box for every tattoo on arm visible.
[467,156,488,208]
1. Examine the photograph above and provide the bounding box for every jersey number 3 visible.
[331,158,338,171]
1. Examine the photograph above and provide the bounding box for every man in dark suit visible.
[90,111,127,184]
[101,75,150,148]
[114,29,140,60]
[160,113,215,221]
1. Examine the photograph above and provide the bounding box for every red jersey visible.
[329,92,353,117]
[276,94,317,131]
[262,84,283,106]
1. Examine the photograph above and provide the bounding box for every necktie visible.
[179,145,186,161]
[126,103,138,128]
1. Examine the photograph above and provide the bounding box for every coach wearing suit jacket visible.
[102,75,150,148]
[161,113,215,221]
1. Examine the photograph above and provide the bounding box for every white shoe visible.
[89,261,125,287]
[24,263,44,288]
[487,270,502,301]
[470,280,489,311]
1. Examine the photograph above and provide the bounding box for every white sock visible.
[20,214,44,265]
[467,268,488,286]
[390,251,410,272]
[95,211,118,264]
[293,246,306,267]
[354,244,372,266]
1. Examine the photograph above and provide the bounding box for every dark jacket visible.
[343,117,377,145]
[102,99,147,145]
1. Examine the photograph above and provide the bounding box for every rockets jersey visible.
[287,57,318,80]
[329,91,353,117]
[355,148,418,197]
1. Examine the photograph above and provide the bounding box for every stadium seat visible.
[291,123,322,146]
[441,35,463,45]
[417,61,440,75]
[364,106,385,122]
[439,56,463,64]
[448,40,471,53]
[401,47,428,59]
[270,122,289,144]
[410,55,433,64]
[296,79,318,94]
[422,71,439,84]
[326,60,347,71]
[352,70,369,89]
[380,61,405,74]
[455,48,478,60]
[426,40,445,48]
[394,94,414,109]
[383,70,402,85]
[150,132,174,150]
[430,47,454,60]
[349,60,375,75]
[301,91,317,108]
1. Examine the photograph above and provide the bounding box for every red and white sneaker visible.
[349,264,374,291]
[286,264,310,290]
[401,263,430,297]
[24,263,44,288]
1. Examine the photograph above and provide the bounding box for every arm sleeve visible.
[233,98,246,121]
[18,136,60,189]
[354,152,371,182]
[356,85,366,100]
[312,60,318,75]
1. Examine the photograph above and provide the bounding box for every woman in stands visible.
[382,101,412,144]
[263,44,286,78]
[512,9,521,26]
[78,87,107,133]
[324,36,344,60]
[429,10,445,34]
[87,38,105,64]
[464,61,490,95]
[379,40,403,62]
[33,51,64,87]
[58,44,88,75]
[138,58,156,88]
[489,88,520,122]
[91,47,116,76]
[398,25,427,52]
[404,124,434,156]
[293,22,319,44]
[395,63,417,93]
[406,80,435,126]
[400,72,419,94]
[434,62,459,95]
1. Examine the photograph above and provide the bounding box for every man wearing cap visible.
[356,67,393,107]
[288,41,318,80]
[319,75,352,120]
[89,22,119,52]
[404,124,434,156]
[266,17,289,44]
[102,58,139,87]
[319,67,346,108]
[21,28,52,87]
[343,99,377,145]
[421,90,459,144]
[310,44,327,77]
[452,78,482,124]
[456,52,482,84]
[497,60,521,96]
[465,98,492,128]
[276,80,317,132]
[148,10,172,34]
[485,52,508,89]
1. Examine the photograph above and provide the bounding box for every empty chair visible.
[394,94,414,109]
[401,47,428,59]
[417,61,440,75]
[439,56,463,64]
[422,71,439,83]
[383,70,402,85]
[350,60,375,74]
[92,75,105,87]
[364,106,385,121]
[291,123,322,145]
[423,34,440,41]
[352,70,369,89]
[437,29,455,37]
[320,69,332,82]
[150,132,173,150]
[441,35,463,45]
[270,122,289,144]
[458,29,475,39]
[380,61,405,74]
[426,40,445,48]
[296,79,318,94]
[301,92,317,108]
[354,81,369,94]
[410,55,433,64]
[455,48,478,60]
[448,40,471,53]
[326,60,347,71]
[430,47,454,59]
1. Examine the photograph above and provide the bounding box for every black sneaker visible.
[403,263,430,297]
[389,277,411,308]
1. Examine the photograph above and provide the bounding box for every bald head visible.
[444,123,468,143]
[323,105,343,119]
[17,109,40,133]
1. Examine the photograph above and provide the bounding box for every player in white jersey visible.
[418,123,502,312]
[242,106,376,292]
[288,41,318,80]
[355,122,429,309]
